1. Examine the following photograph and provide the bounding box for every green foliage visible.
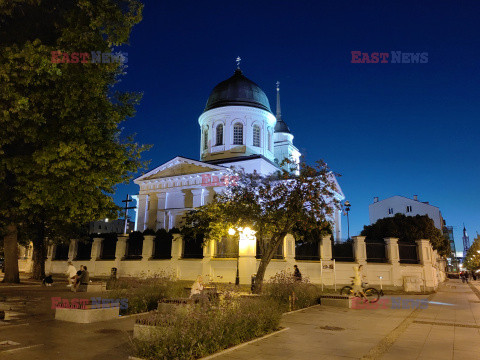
[108,275,185,315]
[0,0,149,238]
[361,214,451,256]
[0,0,149,279]
[263,270,321,311]
[132,298,282,360]
[464,235,480,270]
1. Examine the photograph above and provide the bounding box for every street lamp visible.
[344,200,351,241]
[229,227,241,285]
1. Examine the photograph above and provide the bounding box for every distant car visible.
[447,272,460,279]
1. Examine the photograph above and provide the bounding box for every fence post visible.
[416,239,436,291]
[142,235,155,261]
[385,237,402,287]
[68,239,78,262]
[353,236,367,265]
[320,235,332,260]
[91,237,103,260]
[202,239,214,281]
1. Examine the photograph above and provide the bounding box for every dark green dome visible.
[204,69,272,113]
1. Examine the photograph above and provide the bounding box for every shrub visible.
[263,270,321,311]
[109,274,184,315]
[132,297,282,359]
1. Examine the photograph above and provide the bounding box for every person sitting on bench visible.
[73,265,90,292]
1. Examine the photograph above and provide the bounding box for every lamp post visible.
[344,200,351,241]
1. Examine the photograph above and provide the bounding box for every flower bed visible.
[132,297,282,360]
[263,270,322,311]
[108,275,185,315]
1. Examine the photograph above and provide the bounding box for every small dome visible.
[274,118,291,134]
[204,69,272,113]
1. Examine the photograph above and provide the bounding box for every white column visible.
[192,188,209,207]
[136,194,148,232]
[334,209,342,241]
[147,194,158,230]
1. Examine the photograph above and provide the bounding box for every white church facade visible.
[133,67,343,238]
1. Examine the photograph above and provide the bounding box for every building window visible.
[388,208,393,215]
[233,123,243,145]
[268,130,272,151]
[253,125,261,147]
[203,129,208,150]
[406,205,412,213]
[215,124,223,145]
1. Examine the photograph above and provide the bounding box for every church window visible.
[253,125,261,147]
[216,124,223,145]
[233,123,243,145]
[268,130,272,151]
[203,129,208,150]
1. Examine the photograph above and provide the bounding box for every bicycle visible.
[340,278,381,303]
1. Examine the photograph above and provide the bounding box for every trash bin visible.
[111,267,117,279]
[251,274,256,293]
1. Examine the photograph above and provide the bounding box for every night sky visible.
[113,0,480,250]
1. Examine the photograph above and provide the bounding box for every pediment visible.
[135,156,227,183]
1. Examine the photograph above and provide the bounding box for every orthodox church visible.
[133,63,344,240]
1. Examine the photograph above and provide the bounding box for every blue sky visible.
[113,0,480,250]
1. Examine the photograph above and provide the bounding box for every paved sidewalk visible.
[212,280,480,360]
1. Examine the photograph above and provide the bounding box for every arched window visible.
[233,123,243,145]
[216,124,223,145]
[203,129,208,150]
[253,125,261,147]
[268,130,272,151]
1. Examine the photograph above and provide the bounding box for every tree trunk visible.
[31,225,46,280]
[253,233,286,293]
[2,224,20,283]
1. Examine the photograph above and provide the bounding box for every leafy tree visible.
[184,160,341,292]
[464,235,480,271]
[360,214,451,256]
[0,0,148,282]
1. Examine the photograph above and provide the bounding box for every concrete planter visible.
[55,306,119,323]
